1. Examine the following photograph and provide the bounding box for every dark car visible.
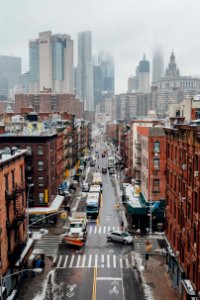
[102,167,107,174]
[109,167,115,175]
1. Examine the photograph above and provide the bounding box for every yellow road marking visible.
[92,267,97,300]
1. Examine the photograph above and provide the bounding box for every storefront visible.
[28,195,64,227]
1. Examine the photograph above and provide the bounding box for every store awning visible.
[27,195,64,215]
[15,239,34,267]
[126,203,148,215]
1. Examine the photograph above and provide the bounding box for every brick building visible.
[0,148,33,297]
[164,122,200,297]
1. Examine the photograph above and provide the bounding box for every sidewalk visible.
[143,255,179,300]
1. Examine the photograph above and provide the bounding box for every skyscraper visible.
[98,52,115,96]
[76,31,94,111]
[0,55,21,99]
[138,54,150,92]
[29,31,74,94]
[152,48,164,82]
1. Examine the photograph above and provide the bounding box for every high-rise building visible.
[29,31,74,94]
[93,65,102,107]
[98,52,115,96]
[138,54,150,92]
[76,31,94,111]
[152,47,164,82]
[0,55,21,99]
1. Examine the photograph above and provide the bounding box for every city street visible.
[44,143,144,299]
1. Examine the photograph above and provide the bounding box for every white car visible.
[107,230,133,245]
[82,182,89,192]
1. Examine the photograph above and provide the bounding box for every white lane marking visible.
[95,254,98,267]
[89,227,93,234]
[53,255,57,265]
[98,226,101,234]
[57,255,63,268]
[108,226,110,232]
[101,254,104,267]
[120,257,123,269]
[94,227,97,234]
[81,254,86,267]
[76,255,81,267]
[69,255,75,268]
[63,255,69,268]
[103,226,106,234]
[125,257,129,268]
[97,277,122,281]
[88,254,92,267]
[107,254,110,268]
[131,255,135,267]
[112,226,115,231]
[113,255,116,268]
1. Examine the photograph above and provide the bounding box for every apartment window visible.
[173,201,176,219]
[194,154,199,171]
[187,202,191,219]
[37,146,44,155]
[194,191,198,213]
[194,224,197,244]
[4,174,9,191]
[38,192,44,204]
[166,143,170,158]
[154,141,160,153]
[11,170,15,189]
[26,146,32,155]
[187,235,190,251]
[38,177,45,187]
[153,179,159,192]
[153,158,160,169]
[38,161,44,171]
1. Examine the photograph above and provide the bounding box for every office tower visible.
[152,48,164,82]
[0,55,21,99]
[98,52,115,96]
[76,31,94,111]
[138,54,150,92]
[93,65,102,107]
[29,31,74,93]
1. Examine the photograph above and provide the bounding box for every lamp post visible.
[26,184,34,240]
[0,268,42,300]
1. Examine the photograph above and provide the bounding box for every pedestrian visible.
[121,220,124,231]
[32,257,36,277]
[40,255,45,272]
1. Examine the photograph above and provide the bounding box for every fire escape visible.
[5,183,26,266]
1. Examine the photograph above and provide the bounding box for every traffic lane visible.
[96,268,124,300]
[123,267,144,300]
[53,268,94,299]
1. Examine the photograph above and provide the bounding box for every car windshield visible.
[70,223,82,228]
[121,232,130,237]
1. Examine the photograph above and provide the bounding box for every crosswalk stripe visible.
[125,257,129,268]
[101,254,104,267]
[76,255,81,267]
[88,254,92,267]
[108,226,110,232]
[103,226,106,234]
[82,254,86,267]
[107,254,110,268]
[131,255,135,267]
[113,255,116,268]
[95,254,98,267]
[57,255,63,268]
[69,255,75,268]
[120,257,123,269]
[94,227,97,234]
[98,226,101,234]
[89,227,92,234]
[63,255,69,268]
[53,255,57,265]
[112,226,115,231]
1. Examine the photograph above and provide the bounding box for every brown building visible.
[164,122,200,298]
[0,148,33,297]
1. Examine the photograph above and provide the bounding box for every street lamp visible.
[0,268,42,300]
[27,184,34,240]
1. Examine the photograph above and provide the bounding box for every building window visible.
[38,193,44,204]
[38,177,45,187]
[4,174,9,191]
[11,170,15,189]
[154,141,160,153]
[26,146,32,155]
[37,146,44,155]
[38,161,44,171]
[194,224,197,244]
[194,191,198,213]
[153,158,160,169]
[194,154,199,171]
[153,179,159,192]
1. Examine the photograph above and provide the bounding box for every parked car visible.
[102,167,107,174]
[107,230,133,245]
[109,167,115,175]
[82,182,89,192]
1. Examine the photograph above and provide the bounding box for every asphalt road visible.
[48,142,144,300]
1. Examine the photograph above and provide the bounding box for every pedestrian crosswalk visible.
[134,237,160,257]
[87,225,120,235]
[35,235,62,256]
[54,253,136,269]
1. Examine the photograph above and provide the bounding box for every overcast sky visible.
[1,0,200,93]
